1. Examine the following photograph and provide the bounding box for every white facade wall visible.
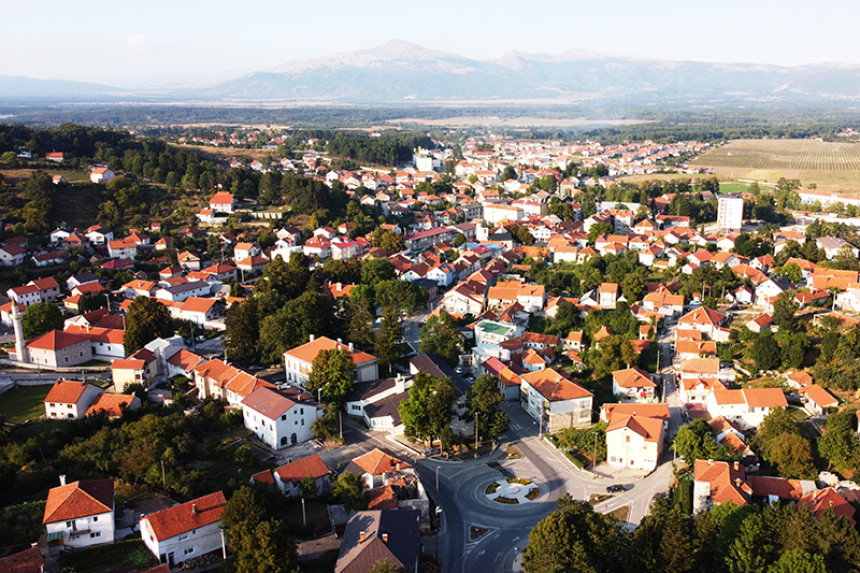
[717,196,744,231]
[141,518,222,565]
[606,427,660,471]
[46,509,114,548]
[30,340,93,368]
[242,402,320,449]
[45,385,102,419]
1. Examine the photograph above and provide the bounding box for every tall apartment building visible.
[717,194,744,231]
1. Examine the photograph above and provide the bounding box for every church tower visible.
[11,303,28,363]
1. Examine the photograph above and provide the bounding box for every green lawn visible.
[718,181,753,194]
[60,538,156,573]
[0,385,50,423]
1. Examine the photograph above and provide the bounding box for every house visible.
[271,454,331,497]
[677,306,727,337]
[283,335,378,387]
[611,368,657,402]
[797,384,838,416]
[598,282,620,309]
[816,236,859,260]
[344,448,412,489]
[85,392,141,418]
[209,192,236,213]
[706,387,788,429]
[0,244,27,266]
[520,368,593,431]
[240,386,321,448]
[43,477,114,548]
[0,546,44,573]
[344,375,413,434]
[335,510,421,573]
[89,167,115,184]
[140,491,227,567]
[746,313,773,333]
[605,413,664,471]
[25,329,93,369]
[44,379,103,419]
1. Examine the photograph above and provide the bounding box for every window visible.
[66,521,72,528]
[93,516,98,522]
[90,532,101,538]
[184,548,194,555]
[281,414,286,421]
[179,534,189,541]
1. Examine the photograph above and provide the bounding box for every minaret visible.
[11,303,28,363]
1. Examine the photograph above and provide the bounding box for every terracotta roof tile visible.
[274,454,329,484]
[43,479,113,523]
[141,491,226,541]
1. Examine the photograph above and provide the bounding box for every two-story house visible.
[519,368,593,431]
[43,477,114,548]
[140,491,227,567]
[240,386,321,448]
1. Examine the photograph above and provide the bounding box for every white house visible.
[611,368,657,402]
[519,368,593,431]
[43,477,114,548]
[270,454,331,498]
[44,379,103,420]
[605,413,664,472]
[706,387,788,429]
[240,386,321,448]
[283,335,378,387]
[140,491,227,567]
[344,375,412,434]
[89,167,115,184]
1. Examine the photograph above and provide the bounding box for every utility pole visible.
[592,431,598,478]
[435,466,439,491]
[339,410,343,439]
[301,496,306,527]
[474,412,479,451]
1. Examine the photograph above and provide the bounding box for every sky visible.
[5,0,860,87]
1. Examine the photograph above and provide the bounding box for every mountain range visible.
[4,40,860,105]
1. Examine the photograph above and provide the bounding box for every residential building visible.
[716,194,744,231]
[44,379,103,420]
[520,368,593,431]
[705,387,788,429]
[140,491,227,567]
[43,477,114,548]
[335,510,421,573]
[240,386,321,448]
[611,368,657,402]
[283,335,378,387]
[605,413,664,471]
[270,454,331,497]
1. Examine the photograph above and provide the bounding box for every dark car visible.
[606,484,626,493]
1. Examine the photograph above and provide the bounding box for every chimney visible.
[735,478,742,487]
[359,531,366,543]
[192,504,198,515]
[337,338,343,344]
[395,374,406,394]
[336,282,342,291]
[707,459,713,465]
[348,342,354,353]
[382,533,389,543]
[309,334,315,342]
[59,475,66,486]
[733,462,740,471]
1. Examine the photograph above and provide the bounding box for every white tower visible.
[11,303,28,363]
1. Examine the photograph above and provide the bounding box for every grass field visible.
[690,139,860,193]
[0,385,50,423]
[60,538,156,573]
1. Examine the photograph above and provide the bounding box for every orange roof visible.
[712,389,746,405]
[521,368,592,401]
[694,460,751,506]
[798,488,856,526]
[787,370,814,387]
[209,191,235,205]
[601,403,670,421]
[679,306,726,327]
[43,479,113,523]
[167,348,203,370]
[284,336,376,366]
[593,326,614,342]
[28,330,89,351]
[142,491,226,541]
[0,546,44,573]
[679,357,719,375]
[367,485,399,510]
[743,387,788,408]
[180,297,216,313]
[273,454,329,484]
[675,340,717,356]
[45,379,91,404]
[797,384,838,408]
[606,413,663,443]
[612,368,656,388]
[599,282,619,293]
[344,448,409,476]
[112,358,145,370]
[66,324,125,345]
[86,393,137,417]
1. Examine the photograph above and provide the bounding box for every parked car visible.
[606,484,626,493]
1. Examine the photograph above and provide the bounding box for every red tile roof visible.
[241,386,296,420]
[86,393,138,417]
[44,379,91,404]
[0,547,44,573]
[43,479,114,523]
[521,368,592,401]
[344,448,409,476]
[274,454,329,484]
[27,330,89,350]
[142,491,226,540]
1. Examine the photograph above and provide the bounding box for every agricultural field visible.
[690,139,860,194]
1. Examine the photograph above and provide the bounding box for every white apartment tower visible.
[717,194,744,232]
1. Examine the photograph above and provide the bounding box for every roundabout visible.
[485,477,541,504]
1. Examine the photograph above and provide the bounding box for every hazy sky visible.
[6,0,859,87]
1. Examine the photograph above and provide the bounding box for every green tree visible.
[398,372,456,444]
[224,298,260,364]
[818,411,860,472]
[523,495,623,573]
[628,497,704,573]
[332,471,366,511]
[369,559,402,573]
[21,302,64,340]
[751,408,816,479]
[772,291,799,331]
[672,419,737,464]
[374,305,402,377]
[307,348,356,404]
[124,296,173,354]
[375,279,428,314]
[235,518,297,573]
[419,313,462,366]
[299,475,319,498]
[346,299,375,352]
[467,374,509,443]
[587,222,614,244]
[748,330,782,373]
[361,258,396,287]
[454,233,467,248]
[768,549,827,573]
